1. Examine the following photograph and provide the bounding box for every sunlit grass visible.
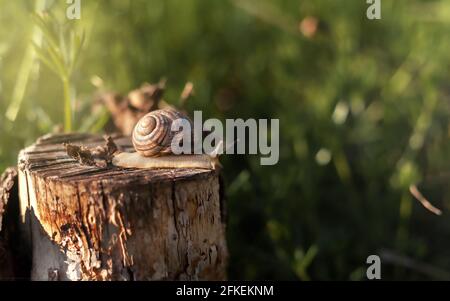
[4,0,48,122]
[31,12,85,132]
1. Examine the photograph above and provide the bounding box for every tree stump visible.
[17,133,227,281]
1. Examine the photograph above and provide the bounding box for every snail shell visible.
[132,109,192,157]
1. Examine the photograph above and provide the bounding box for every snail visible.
[112,109,221,170]
[132,108,189,157]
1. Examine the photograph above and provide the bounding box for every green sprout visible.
[32,12,85,132]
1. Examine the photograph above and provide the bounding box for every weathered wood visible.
[18,133,227,280]
[0,167,18,279]
[0,167,30,280]
[0,168,18,233]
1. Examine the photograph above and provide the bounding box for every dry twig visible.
[409,184,442,216]
[64,135,119,168]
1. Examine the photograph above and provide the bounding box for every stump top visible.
[18,133,215,185]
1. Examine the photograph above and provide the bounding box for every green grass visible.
[31,11,85,132]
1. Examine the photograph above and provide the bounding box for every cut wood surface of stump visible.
[17,133,227,281]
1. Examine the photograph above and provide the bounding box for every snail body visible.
[113,108,221,170]
[112,152,220,170]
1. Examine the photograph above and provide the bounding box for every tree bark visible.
[17,133,227,281]
[0,167,18,279]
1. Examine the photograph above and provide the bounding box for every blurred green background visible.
[1,0,450,280]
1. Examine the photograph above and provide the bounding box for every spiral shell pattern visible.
[132,109,192,157]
